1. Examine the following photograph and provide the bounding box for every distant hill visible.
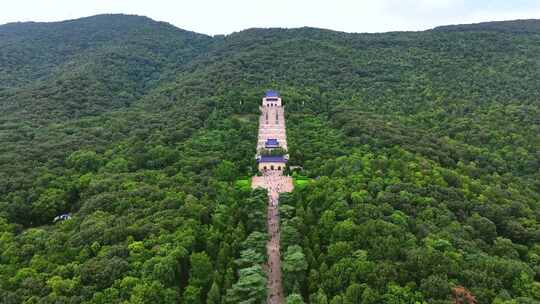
[0,14,212,122]
[0,14,539,303]
[434,19,540,33]
[0,14,211,88]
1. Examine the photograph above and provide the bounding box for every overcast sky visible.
[2,0,540,35]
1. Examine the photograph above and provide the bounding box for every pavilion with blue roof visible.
[265,90,279,97]
[263,89,282,107]
[257,155,287,171]
[265,138,280,148]
[257,156,287,163]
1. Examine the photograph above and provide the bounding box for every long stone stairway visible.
[251,93,293,304]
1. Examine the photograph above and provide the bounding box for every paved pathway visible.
[257,106,288,151]
[251,102,293,304]
[264,171,287,304]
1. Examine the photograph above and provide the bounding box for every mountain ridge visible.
[4,14,540,37]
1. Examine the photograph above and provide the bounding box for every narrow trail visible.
[251,91,293,304]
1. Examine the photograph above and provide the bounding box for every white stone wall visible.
[262,97,282,107]
[258,162,286,172]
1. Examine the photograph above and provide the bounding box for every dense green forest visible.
[1,14,540,303]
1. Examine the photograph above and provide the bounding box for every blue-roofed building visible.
[257,156,287,163]
[265,90,279,97]
[265,138,280,148]
[263,89,282,107]
[257,155,287,171]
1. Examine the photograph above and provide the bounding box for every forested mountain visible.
[1,14,540,303]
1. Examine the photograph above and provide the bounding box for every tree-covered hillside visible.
[1,14,539,303]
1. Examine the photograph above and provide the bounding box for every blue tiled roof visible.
[265,143,280,148]
[258,156,287,163]
[265,90,279,97]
